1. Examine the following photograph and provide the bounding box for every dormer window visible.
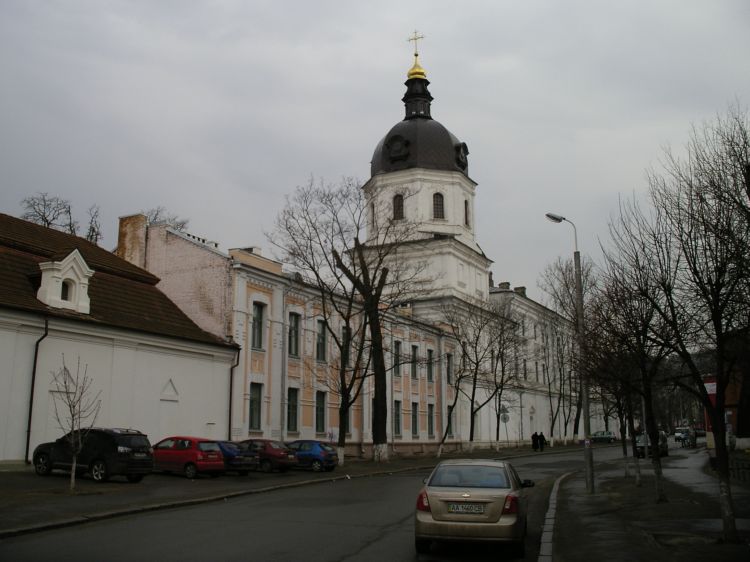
[433,193,445,219]
[36,249,94,314]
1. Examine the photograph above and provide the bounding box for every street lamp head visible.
[545,212,565,223]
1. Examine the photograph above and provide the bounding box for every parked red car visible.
[153,436,225,478]
[241,439,297,472]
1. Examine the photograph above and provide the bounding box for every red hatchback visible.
[153,436,225,478]
[241,439,297,472]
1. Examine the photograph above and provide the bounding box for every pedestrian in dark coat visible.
[539,432,547,452]
[532,432,539,452]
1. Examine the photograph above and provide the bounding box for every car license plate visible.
[447,503,484,514]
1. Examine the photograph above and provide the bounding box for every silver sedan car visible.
[414,459,534,556]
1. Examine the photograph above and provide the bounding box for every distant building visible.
[0,213,237,463]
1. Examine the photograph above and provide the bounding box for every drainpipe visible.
[25,317,49,464]
[228,347,240,440]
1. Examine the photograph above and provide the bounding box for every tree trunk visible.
[367,303,389,462]
[69,456,77,492]
[711,405,738,542]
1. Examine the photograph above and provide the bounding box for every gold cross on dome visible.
[407,30,425,55]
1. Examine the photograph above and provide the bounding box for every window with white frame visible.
[288,312,300,357]
[252,302,265,349]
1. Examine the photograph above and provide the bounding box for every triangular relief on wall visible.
[160,379,179,402]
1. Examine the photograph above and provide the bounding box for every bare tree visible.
[21,192,76,232]
[615,105,750,541]
[269,178,373,464]
[538,318,574,443]
[20,193,104,245]
[538,256,596,436]
[441,298,522,449]
[50,355,101,492]
[143,206,189,231]
[85,205,102,244]
[273,177,425,462]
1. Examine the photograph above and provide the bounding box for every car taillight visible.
[197,454,204,460]
[502,495,518,515]
[416,490,431,512]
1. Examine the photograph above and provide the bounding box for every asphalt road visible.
[0,448,621,562]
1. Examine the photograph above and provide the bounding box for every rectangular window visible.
[535,361,539,382]
[427,349,434,382]
[316,320,327,361]
[523,359,528,380]
[287,388,298,432]
[411,345,418,379]
[288,313,300,357]
[446,353,453,384]
[447,404,453,436]
[251,302,264,349]
[411,402,419,436]
[393,341,402,376]
[428,404,435,436]
[394,400,402,436]
[249,383,262,430]
[315,391,326,433]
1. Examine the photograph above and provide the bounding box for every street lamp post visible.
[545,212,594,494]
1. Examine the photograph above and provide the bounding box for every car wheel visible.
[126,474,144,483]
[34,453,52,476]
[311,459,323,472]
[184,463,198,479]
[260,459,272,473]
[415,539,430,554]
[91,460,109,482]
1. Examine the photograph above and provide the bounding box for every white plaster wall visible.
[1,312,234,462]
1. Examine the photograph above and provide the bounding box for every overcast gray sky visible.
[2,1,749,302]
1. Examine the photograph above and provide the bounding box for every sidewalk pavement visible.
[2,444,750,561]
[554,447,750,562]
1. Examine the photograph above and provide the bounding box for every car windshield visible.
[429,465,509,488]
[267,441,286,449]
[321,444,336,453]
[198,442,220,452]
[221,442,239,452]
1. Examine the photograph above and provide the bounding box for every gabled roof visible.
[0,213,234,348]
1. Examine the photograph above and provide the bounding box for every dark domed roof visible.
[371,63,469,178]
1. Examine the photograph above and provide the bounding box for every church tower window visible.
[433,193,445,219]
[464,200,470,227]
[393,194,404,220]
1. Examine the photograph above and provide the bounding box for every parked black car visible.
[217,441,259,475]
[33,428,154,483]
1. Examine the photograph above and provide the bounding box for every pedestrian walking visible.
[532,432,539,452]
[539,432,547,451]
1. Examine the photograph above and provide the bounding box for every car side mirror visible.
[521,479,535,488]
[423,477,429,484]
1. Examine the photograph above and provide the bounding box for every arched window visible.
[464,200,470,227]
[393,194,404,220]
[433,193,445,219]
[61,280,73,301]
